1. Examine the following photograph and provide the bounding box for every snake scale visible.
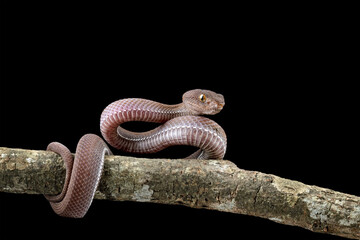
[45,89,227,218]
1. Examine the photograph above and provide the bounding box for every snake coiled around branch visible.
[45,89,227,217]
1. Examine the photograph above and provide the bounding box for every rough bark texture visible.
[0,147,359,239]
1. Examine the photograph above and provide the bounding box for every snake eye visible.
[199,94,206,103]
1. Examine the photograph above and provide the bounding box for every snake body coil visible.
[45,89,227,217]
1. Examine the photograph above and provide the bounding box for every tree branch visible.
[0,147,359,239]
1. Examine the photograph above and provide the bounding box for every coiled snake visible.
[45,89,227,218]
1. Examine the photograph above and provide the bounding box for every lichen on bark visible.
[1,147,359,239]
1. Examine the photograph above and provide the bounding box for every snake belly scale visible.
[45,89,227,218]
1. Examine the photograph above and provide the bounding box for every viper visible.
[45,89,227,218]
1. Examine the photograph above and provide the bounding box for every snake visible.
[45,89,227,218]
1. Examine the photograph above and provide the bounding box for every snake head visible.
[183,89,225,115]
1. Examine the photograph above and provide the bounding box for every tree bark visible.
[0,147,359,239]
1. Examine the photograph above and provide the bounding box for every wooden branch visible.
[0,147,359,239]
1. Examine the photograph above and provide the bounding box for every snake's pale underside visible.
[45,89,227,218]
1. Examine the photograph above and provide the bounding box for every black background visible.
[1,2,358,239]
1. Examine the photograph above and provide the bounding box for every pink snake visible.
[45,89,227,218]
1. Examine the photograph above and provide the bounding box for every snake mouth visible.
[209,103,224,115]
[216,102,225,112]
